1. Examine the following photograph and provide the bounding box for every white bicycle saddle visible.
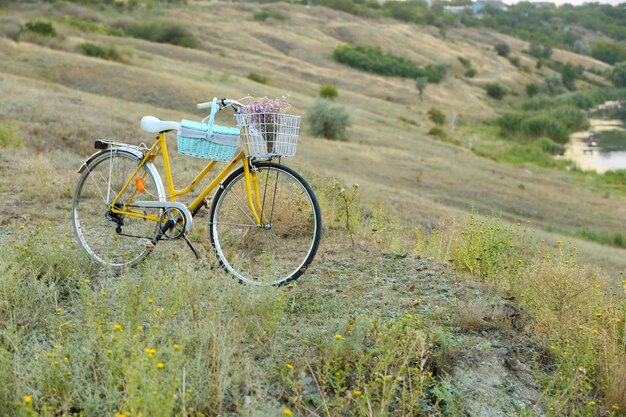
[140,116,181,133]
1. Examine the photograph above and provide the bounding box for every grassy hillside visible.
[0,1,625,415]
[0,1,624,270]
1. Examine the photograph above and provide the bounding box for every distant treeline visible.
[276,0,626,65]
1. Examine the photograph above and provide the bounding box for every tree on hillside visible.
[544,76,565,96]
[485,83,506,100]
[560,63,579,91]
[591,41,626,65]
[529,43,552,60]
[526,82,540,97]
[613,62,626,88]
[572,40,589,55]
[415,77,428,102]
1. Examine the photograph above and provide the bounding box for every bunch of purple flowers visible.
[238,96,291,115]
[238,97,291,153]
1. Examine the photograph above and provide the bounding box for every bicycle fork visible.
[243,159,269,227]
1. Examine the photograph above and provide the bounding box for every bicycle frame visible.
[108,132,268,227]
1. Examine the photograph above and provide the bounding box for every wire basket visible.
[235,112,300,158]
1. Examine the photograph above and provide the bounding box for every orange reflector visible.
[135,177,147,194]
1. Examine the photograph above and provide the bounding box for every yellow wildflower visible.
[173,343,181,351]
[23,395,32,404]
[282,409,293,416]
[335,334,342,340]
[405,313,412,319]
[136,325,143,331]
[353,390,362,396]
[101,291,107,297]
[612,404,619,411]
[148,298,154,304]
[156,362,165,369]
[588,401,596,406]
[113,323,122,331]
[63,357,69,361]
[55,307,62,313]
[84,279,90,284]
[384,375,392,382]
[144,348,157,356]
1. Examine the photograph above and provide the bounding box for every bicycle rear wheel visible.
[72,150,164,268]
[209,162,322,286]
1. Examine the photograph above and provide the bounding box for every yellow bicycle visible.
[71,98,322,286]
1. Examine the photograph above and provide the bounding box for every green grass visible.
[1,2,626,413]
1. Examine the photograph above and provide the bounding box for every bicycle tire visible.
[209,161,322,286]
[72,149,164,268]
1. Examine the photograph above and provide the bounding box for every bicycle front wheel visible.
[72,150,164,268]
[209,162,322,286]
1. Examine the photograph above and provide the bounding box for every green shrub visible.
[76,42,124,62]
[323,0,357,14]
[306,98,351,140]
[62,16,125,36]
[520,115,569,143]
[543,75,565,96]
[534,137,565,155]
[612,62,626,88]
[458,57,476,77]
[319,84,338,100]
[528,42,552,59]
[508,55,520,67]
[247,72,268,84]
[497,106,585,144]
[495,42,510,57]
[21,20,57,37]
[428,107,446,125]
[333,44,442,83]
[428,127,446,137]
[126,22,198,48]
[485,83,506,100]
[253,10,286,21]
[590,41,626,65]
[457,57,471,69]
[415,76,428,101]
[464,68,477,77]
[525,82,540,97]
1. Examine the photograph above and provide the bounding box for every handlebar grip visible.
[197,101,213,110]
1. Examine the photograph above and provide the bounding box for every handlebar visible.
[197,98,243,112]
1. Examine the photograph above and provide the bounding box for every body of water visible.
[565,119,626,173]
